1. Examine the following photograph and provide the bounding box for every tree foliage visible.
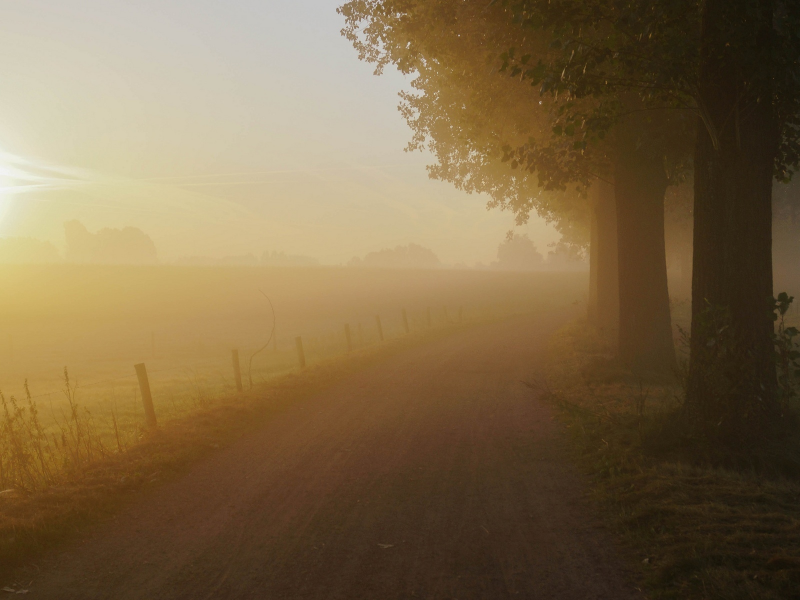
[339,0,598,248]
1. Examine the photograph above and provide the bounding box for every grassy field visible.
[0,265,586,582]
[0,330,465,583]
[542,320,800,600]
[0,264,586,441]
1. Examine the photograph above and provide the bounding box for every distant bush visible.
[349,243,441,269]
[174,251,319,267]
[0,237,61,264]
[545,242,587,271]
[491,235,586,272]
[492,234,544,271]
[64,220,157,265]
[261,251,319,267]
[218,254,259,266]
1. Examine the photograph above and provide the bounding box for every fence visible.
[0,303,497,492]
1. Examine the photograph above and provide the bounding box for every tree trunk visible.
[687,0,778,429]
[588,179,619,336]
[615,124,676,373]
[588,200,599,323]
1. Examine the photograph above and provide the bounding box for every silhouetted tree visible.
[64,221,157,265]
[261,251,319,267]
[494,0,800,433]
[339,0,688,371]
[349,243,441,269]
[493,234,544,271]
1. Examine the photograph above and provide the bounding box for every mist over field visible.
[3,1,800,598]
[0,265,586,399]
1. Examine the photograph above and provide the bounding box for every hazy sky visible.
[0,0,560,265]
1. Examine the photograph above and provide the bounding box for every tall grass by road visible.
[542,320,800,600]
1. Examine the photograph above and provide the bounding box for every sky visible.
[0,0,560,265]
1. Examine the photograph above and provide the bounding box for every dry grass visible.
[0,265,586,584]
[0,372,108,493]
[0,318,493,584]
[542,321,800,600]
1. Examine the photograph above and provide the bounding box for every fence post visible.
[402,309,410,334]
[345,324,353,352]
[134,363,158,429]
[375,315,384,342]
[295,336,306,369]
[232,349,243,392]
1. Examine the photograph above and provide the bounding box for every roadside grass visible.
[0,322,472,585]
[541,320,800,600]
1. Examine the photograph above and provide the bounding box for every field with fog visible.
[0,265,586,488]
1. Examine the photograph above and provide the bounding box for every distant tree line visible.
[64,220,157,265]
[339,0,800,445]
[348,243,441,269]
[176,251,320,267]
[0,221,157,265]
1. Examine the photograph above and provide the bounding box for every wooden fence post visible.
[345,324,353,352]
[134,363,158,429]
[427,306,432,328]
[232,349,243,392]
[375,315,384,342]
[402,309,410,334]
[295,336,306,369]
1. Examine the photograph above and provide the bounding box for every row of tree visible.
[0,222,157,265]
[338,0,800,441]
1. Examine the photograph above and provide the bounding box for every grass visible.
[0,315,498,586]
[541,320,800,600]
[0,265,586,586]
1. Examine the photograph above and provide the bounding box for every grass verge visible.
[541,320,800,600]
[0,322,470,585]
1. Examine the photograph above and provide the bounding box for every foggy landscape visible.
[2,1,800,599]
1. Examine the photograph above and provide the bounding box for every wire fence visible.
[0,302,504,492]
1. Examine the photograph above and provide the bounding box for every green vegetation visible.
[543,320,800,599]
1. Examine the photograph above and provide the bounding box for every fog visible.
[7,2,800,597]
[0,0,561,266]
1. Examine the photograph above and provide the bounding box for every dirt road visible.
[21,313,641,599]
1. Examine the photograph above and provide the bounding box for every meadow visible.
[0,265,587,492]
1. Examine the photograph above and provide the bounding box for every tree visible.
[686,0,800,432]
[349,243,441,269]
[494,234,544,271]
[64,221,158,265]
[339,0,686,371]
[588,179,619,334]
[773,179,800,290]
[494,0,800,432]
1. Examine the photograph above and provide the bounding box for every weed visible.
[543,319,800,599]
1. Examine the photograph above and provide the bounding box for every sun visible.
[0,156,15,226]
[0,147,46,227]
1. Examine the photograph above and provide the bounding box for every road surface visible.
[21,313,641,599]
